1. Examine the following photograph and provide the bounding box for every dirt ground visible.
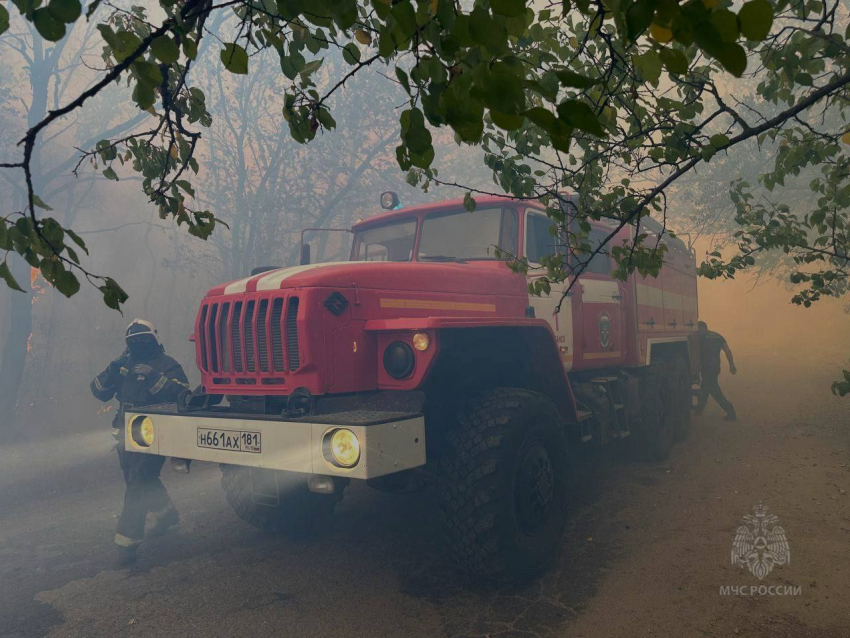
[1,346,848,638]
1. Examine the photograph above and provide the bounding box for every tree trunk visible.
[0,254,32,432]
[0,35,48,433]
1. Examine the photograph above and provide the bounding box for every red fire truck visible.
[125,194,698,581]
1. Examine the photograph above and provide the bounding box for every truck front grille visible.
[257,299,269,372]
[286,298,300,370]
[198,294,299,377]
[271,298,285,372]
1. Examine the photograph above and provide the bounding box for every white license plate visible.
[197,428,261,453]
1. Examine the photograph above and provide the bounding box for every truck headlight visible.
[130,415,155,448]
[383,341,415,379]
[412,332,430,351]
[324,428,361,468]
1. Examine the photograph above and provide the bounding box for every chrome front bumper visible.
[123,410,426,480]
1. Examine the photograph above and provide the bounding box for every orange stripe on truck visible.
[380,298,496,312]
[583,351,622,360]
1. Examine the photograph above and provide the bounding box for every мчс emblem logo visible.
[731,503,790,580]
[598,311,612,349]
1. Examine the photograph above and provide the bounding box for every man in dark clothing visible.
[91,319,190,565]
[694,320,737,421]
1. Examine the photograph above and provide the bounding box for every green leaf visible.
[66,228,88,255]
[183,37,198,60]
[738,0,773,41]
[98,26,143,63]
[220,43,249,74]
[99,277,129,311]
[490,0,526,18]
[490,110,525,130]
[557,100,605,137]
[716,42,747,77]
[710,10,739,43]
[32,7,66,41]
[0,262,25,292]
[133,61,163,86]
[47,0,81,23]
[795,72,813,86]
[554,69,598,88]
[316,107,336,130]
[301,59,323,78]
[342,42,361,65]
[391,0,417,39]
[659,48,689,74]
[151,36,180,64]
[524,107,573,152]
[32,195,53,211]
[469,6,506,52]
[0,6,10,35]
[400,107,432,156]
[41,218,65,246]
[280,52,305,79]
[472,63,525,114]
[175,180,195,197]
[710,133,729,147]
[626,0,656,40]
[395,66,411,95]
[524,106,557,129]
[442,78,485,142]
[55,269,80,297]
[132,82,156,110]
[634,49,662,84]
[102,166,118,181]
[463,192,477,212]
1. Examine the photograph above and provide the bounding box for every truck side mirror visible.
[300,243,311,265]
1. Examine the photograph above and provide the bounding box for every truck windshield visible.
[351,219,417,262]
[418,207,518,261]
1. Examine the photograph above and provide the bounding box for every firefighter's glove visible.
[108,352,129,376]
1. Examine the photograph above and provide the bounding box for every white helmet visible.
[125,318,161,345]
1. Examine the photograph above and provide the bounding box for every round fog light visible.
[130,415,155,448]
[412,332,430,351]
[326,428,361,468]
[383,341,415,379]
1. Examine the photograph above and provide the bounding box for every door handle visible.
[611,294,622,300]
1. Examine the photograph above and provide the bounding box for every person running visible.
[694,320,737,421]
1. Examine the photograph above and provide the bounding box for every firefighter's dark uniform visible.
[695,329,737,420]
[91,345,189,555]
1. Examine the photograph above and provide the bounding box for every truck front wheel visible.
[437,388,570,582]
[220,465,345,535]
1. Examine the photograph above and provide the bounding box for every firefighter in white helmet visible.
[90,319,190,566]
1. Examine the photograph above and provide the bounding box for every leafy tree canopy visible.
[0,0,848,323]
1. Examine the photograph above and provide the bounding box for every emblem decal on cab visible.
[598,311,612,349]
[324,292,349,316]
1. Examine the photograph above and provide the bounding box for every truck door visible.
[524,210,574,371]
[573,227,627,367]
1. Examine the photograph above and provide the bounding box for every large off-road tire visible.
[670,357,692,441]
[220,465,345,535]
[437,388,570,582]
[633,364,675,462]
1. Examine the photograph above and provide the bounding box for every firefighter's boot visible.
[116,545,138,567]
[170,457,191,474]
[148,505,180,537]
